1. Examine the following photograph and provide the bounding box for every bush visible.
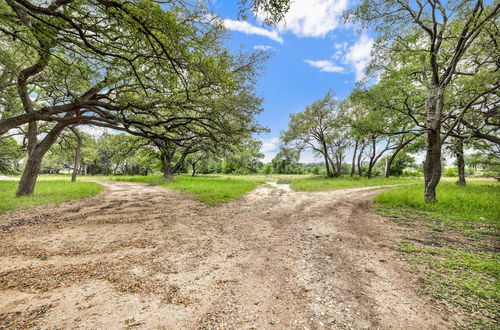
[444,167,458,177]
[401,169,423,177]
[311,166,321,175]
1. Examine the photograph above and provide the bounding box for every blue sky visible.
[208,1,374,162]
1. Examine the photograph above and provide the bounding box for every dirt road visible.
[0,181,452,329]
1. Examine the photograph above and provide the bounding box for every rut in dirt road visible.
[0,181,452,329]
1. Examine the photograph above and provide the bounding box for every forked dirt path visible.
[0,181,453,329]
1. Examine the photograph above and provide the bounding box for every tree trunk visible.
[71,127,82,182]
[162,153,174,180]
[16,152,43,196]
[455,139,466,186]
[367,163,373,179]
[357,144,365,176]
[191,162,197,177]
[163,169,174,180]
[322,141,332,178]
[385,150,400,178]
[17,123,67,196]
[351,140,358,177]
[27,122,38,155]
[423,88,444,203]
[366,140,375,179]
[334,154,342,177]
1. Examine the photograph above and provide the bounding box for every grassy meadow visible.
[0,180,104,214]
[289,175,419,191]
[375,180,499,225]
[375,180,500,328]
[109,175,268,205]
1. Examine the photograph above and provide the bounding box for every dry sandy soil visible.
[0,181,455,329]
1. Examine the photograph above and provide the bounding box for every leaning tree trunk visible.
[26,121,37,155]
[455,138,466,186]
[322,145,332,178]
[423,88,444,203]
[385,149,401,178]
[351,140,358,177]
[71,127,82,182]
[357,144,365,176]
[17,123,67,196]
[366,160,374,179]
[366,138,378,179]
[385,136,417,177]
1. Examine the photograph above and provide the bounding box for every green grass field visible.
[289,176,419,191]
[109,175,267,205]
[375,181,499,225]
[3,174,293,206]
[375,180,500,328]
[0,180,104,214]
[2,174,421,207]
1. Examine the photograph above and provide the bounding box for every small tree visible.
[282,91,340,178]
[271,147,302,174]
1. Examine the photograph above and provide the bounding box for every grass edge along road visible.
[109,175,267,205]
[289,176,419,191]
[2,175,422,209]
[375,181,499,329]
[112,175,424,204]
[0,180,104,214]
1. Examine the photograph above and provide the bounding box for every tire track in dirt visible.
[0,181,453,329]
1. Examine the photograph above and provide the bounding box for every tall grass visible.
[0,180,104,214]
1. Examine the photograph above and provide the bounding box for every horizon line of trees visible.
[2,130,497,179]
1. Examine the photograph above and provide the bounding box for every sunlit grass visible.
[375,181,499,224]
[0,180,104,214]
[376,180,500,328]
[109,175,267,205]
[289,176,420,191]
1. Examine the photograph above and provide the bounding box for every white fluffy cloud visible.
[260,137,280,162]
[343,34,374,81]
[222,19,283,44]
[253,45,274,51]
[260,0,348,38]
[304,34,374,81]
[304,60,344,73]
[261,137,280,153]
